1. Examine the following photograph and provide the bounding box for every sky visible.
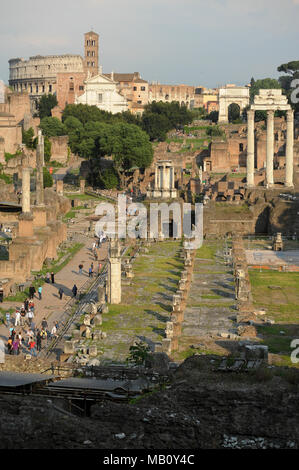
[1,0,299,88]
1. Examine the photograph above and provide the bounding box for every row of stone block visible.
[161,246,196,355]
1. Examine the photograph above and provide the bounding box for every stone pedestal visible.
[56,179,64,196]
[18,213,34,238]
[80,179,86,193]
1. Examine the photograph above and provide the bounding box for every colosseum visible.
[8,55,85,112]
[8,31,100,113]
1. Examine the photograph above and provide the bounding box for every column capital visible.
[267,109,275,117]
[247,108,255,117]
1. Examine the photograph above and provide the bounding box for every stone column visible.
[266,110,274,187]
[107,240,121,304]
[246,109,255,187]
[21,167,31,214]
[154,164,158,190]
[19,167,34,237]
[285,109,294,187]
[36,131,44,206]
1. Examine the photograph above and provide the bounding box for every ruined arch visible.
[218,86,249,123]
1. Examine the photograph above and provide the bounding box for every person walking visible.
[20,307,26,327]
[28,338,37,357]
[5,311,10,328]
[45,272,50,283]
[72,284,78,298]
[26,328,34,346]
[41,317,48,332]
[51,272,55,284]
[51,324,57,339]
[58,287,64,300]
[27,309,34,327]
[78,264,83,275]
[40,328,47,345]
[15,310,21,327]
[36,330,42,352]
[38,286,42,300]
[7,336,13,355]
[88,266,93,278]
[12,337,20,355]
[29,285,36,299]
[24,298,29,312]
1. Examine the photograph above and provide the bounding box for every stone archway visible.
[218,86,250,123]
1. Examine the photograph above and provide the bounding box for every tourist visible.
[72,284,78,298]
[78,263,83,275]
[28,338,37,357]
[29,300,35,312]
[24,298,29,312]
[51,272,55,284]
[17,331,23,350]
[15,310,21,327]
[40,328,47,344]
[20,307,26,327]
[45,272,50,283]
[36,330,42,352]
[58,287,64,300]
[38,286,42,300]
[29,285,36,299]
[12,337,20,355]
[51,324,57,339]
[26,328,34,346]
[10,327,16,341]
[5,311,10,327]
[7,336,13,355]
[41,317,48,331]
[27,308,34,327]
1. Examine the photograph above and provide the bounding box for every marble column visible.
[285,109,294,187]
[266,110,274,187]
[155,164,158,189]
[21,167,31,214]
[246,109,255,187]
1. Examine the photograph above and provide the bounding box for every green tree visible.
[97,168,119,189]
[38,94,58,120]
[39,117,66,137]
[206,110,219,123]
[126,341,150,366]
[44,136,52,163]
[43,167,53,188]
[141,112,169,141]
[22,127,36,149]
[228,103,241,123]
[277,61,299,112]
[249,78,281,103]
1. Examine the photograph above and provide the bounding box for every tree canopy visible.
[38,94,58,120]
[277,61,299,112]
[141,101,193,140]
[249,78,281,103]
[39,117,66,137]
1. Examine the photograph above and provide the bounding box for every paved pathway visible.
[0,232,108,352]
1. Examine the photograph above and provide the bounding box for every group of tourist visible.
[5,310,59,357]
